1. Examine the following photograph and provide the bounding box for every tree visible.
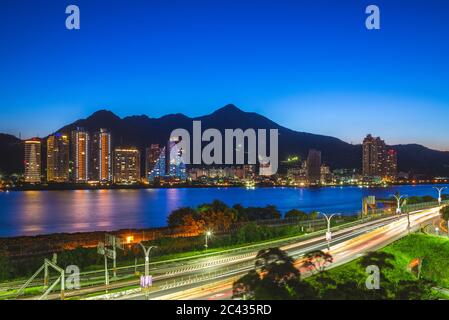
[394,280,435,300]
[309,211,319,220]
[167,207,198,228]
[285,209,308,221]
[440,206,449,222]
[301,250,333,275]
[0,255,12,281]
[359,251,395,270]
[233,247,301,300]
[198,200,237,232]
[255,247,299,284]
[232,270,260,300]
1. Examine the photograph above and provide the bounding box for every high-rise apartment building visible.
[24,138,41,183]
[385,149,398,179]
[362,134,397,180]
[362,134,386,177]
[90,128,112,182]
[167,137,187,180]
[113,148,141,184]
[145,144,161,178]
[47,133,70,182]
[71,128,89,183]
[148,146,166,182]
[307,149,322,185]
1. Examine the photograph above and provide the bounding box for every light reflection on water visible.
[0,184,446,237]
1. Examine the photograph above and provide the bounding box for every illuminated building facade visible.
[148,146,166,181]
[90,128,112,182]
[362,134,397,180]
[145,144,162,179]
[385,149,398,180]
[167,137,187,180]
[71,128,89,183]
[307,149,322,185]
[362,134,386,177]
[113,148,141,183]
[24,138,41,183]
[47,133,70,182]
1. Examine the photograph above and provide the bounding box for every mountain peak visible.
[212,104,244,115]
[87,109,121,121]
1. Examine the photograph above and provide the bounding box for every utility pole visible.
[320,212,337,251]
[434,187,447,206]
[98,234,124,292]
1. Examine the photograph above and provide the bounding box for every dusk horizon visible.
[3,103,449,153]
[2,0,449,150]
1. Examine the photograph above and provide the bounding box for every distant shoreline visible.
[1,181,448,192]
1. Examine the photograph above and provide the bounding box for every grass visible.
[305,233,449,298]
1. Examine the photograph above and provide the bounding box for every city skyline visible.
[1,0,449,150]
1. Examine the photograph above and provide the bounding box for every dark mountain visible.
[1,104,449,176]
[390,144,449,176]
[0,134,24,175]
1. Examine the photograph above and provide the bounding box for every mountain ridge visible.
[1,105,449,176]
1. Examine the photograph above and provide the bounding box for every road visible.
[119,207,440,300]
[10,206,440,300]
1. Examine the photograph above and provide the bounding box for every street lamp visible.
[138,243,157,281]
[391,193,407,215]
[433,187,447,205]
[204,230,212,251]
[319,212,337,251]
[138,242,157,300]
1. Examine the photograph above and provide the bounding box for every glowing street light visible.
[433,187,447,205]
[204,230,212,251]
[391,193,407,215]
[319,212,338,251]
[138,243,157,281]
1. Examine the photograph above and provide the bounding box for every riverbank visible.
[2,180,449,192]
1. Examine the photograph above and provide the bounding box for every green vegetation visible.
[405,195,437,205]
[234,234,449,300]
[441,206,449,222]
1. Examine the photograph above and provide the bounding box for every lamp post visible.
[204,230,212,251]
[433,187,447,206]
[320,212,337,251]
[138,243,157,300]
[138,243,157,280]
[391,193,407,215]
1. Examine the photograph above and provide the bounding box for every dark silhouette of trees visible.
[255,247,299,284]
[233,247,300,300]
[167,207,198,227]
[359,251,395,271]
[285,209,308,221]
[301,250,333,275]
[441,206,449,222]
[232,270,260,300]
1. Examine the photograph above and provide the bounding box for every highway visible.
[118,206,441,300]
[8,206,440,300]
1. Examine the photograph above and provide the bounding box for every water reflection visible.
[0,184,447,237]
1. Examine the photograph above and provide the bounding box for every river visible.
[0,184,446,237]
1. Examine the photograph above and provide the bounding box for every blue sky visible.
[0,0,448,150]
